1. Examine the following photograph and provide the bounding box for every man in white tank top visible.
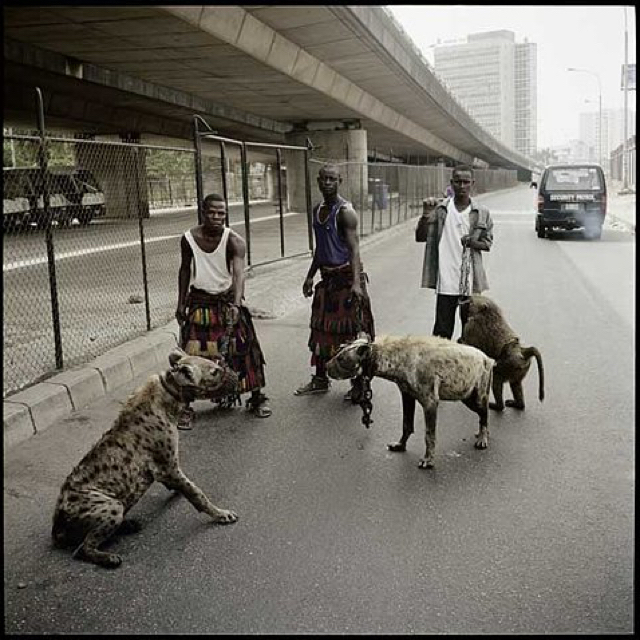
[175,194,271,428]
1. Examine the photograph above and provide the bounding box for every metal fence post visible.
[192,116,204,225]
[220,141,230,226]
[134,146,151,331]
[388,167,392,228]
[304,139,313,252]
[370,169,376,234]
[359,162,365,238]
[240,142,252,266]
[276,147,285,257]
[35,88,64,370]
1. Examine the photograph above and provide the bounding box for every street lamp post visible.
[620,6,633,194]
[568,67,603,168]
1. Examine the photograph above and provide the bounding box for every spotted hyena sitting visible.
[52,347,239,568]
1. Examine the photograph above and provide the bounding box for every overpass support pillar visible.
[74,134,150,219]
[284,128,368,212]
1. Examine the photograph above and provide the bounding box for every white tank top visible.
[437,198,472,295]
[185,227,233,294]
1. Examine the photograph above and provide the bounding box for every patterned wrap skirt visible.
[180,287,266,394]
[308,263,375,366]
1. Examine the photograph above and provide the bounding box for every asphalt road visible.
[3,186,634,634]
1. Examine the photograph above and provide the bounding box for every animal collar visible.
[160,373,185,404]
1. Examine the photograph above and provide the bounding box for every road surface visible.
[3,185,634,633]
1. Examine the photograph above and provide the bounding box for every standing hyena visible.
[327,334,495,468]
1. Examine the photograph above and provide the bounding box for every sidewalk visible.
[607,180,636,232]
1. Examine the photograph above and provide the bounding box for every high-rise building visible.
[434,30,537,157]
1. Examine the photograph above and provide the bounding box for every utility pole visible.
[619,6,633,194]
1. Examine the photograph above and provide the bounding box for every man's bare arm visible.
[228,231,246,306]
[176,235,193,322]
[338,204,362,296]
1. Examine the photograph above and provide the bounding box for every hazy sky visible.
[388,5,636,150]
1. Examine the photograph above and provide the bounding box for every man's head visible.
[202,193,226,230]
[317,164,341,200]
[450,165,474,201]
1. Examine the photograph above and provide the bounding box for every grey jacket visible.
[420,197,493,292]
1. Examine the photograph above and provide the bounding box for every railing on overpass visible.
[2,89,519,398]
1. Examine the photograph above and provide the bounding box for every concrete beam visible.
[4,37,290,138]
[162,6,471,163]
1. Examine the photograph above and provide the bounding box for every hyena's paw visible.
[418,457,435,469]
[474,431,489,449]
[489,402,505,412]
[211,509,238,524]
[387,442,407,452]
[74,546,123,569]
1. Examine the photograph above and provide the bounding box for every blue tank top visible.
[313,196,351,266]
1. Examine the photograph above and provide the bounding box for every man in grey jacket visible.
[419,165,493,340]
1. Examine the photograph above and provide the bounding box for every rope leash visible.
[215,304,242,409]
[459,245,471,298]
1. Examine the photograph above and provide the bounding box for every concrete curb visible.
[3,326,179,451]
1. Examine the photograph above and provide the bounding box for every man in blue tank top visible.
[294,164,375,400]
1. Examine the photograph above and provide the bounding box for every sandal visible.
[177,407,195,431]
[246,393,272,418]
[294,375,330,396]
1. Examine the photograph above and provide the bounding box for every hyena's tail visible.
[522,347,544,402]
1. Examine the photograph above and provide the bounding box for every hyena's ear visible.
[168,346,188,368]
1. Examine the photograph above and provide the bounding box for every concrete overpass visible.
[3,5,534,172]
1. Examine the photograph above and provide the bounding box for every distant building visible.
[578,108,636,168]
[434,30,537,157]
[550,139,593,165]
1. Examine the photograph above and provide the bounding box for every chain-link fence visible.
[308,159,518,236]
[3,99,519,398]
[3,132,198,396]
[3,125,318,397]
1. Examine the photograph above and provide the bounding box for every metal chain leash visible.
[351,287,373,428]
[359,374,373,428]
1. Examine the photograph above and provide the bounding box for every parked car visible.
[535,163,607,240]
[3,167,105,232]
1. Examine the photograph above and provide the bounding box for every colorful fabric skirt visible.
[180,287,266,394]
[308,264,375,366]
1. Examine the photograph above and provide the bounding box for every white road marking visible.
[3,211,301,272]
